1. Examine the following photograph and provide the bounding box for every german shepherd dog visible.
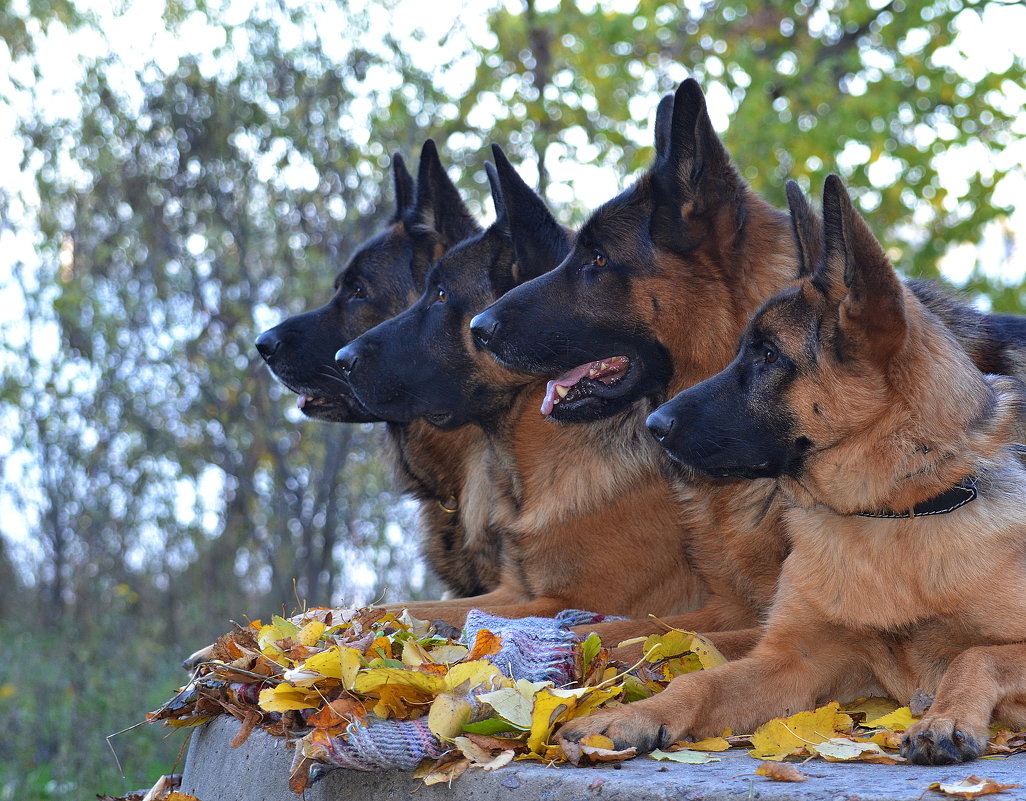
[558,175,1026,766]
[471,79,1026,649]
[334,145,714,631]
[254,141,502,598]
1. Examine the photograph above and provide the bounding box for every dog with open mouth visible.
[558,175,1026,766]
[469,78,1026,653]
[332,143,730,635]
[252,140,506,601]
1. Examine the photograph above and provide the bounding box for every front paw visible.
[900,717,986,765]
[557,705,676,754]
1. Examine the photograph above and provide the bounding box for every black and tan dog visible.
[471,79,1026,649]
[558,175,1026,766]
[254,141,501,598]
[334,144,717,631]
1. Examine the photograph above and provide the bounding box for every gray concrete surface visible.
[181,715,1026,801]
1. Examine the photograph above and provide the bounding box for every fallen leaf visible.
[443,660,506,694]
[910,688,935,717]
[297,620,326,647]
[526,689,573,753]
[810,737,904,764]
[865,706,917,732]
[427,693,472,741]
[675,734,732,752]
[755,762,807,782]
[928,776,1021,799]
[257,685,320,713]
[428,644,470,664]
[649,748,719,764]
[750,702,853,761]
[466,629,502,661]
[843,696,900,722]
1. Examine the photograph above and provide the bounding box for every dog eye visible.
[350,284,366,300]
[764,347,778,364]
[436,287,447,304]
[592,251,607,268]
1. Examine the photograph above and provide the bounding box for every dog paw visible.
[556,706,676,754]
[900,717,986,765]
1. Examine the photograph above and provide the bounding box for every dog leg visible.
[901,642,1026,765]
[557,624,857,753]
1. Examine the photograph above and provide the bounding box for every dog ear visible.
[653,92,674,161]
[411,139,482,248]
[484,159,508,234]
[390,153,415,223]
[490,144,571,284]
[785,180,822,278]
[650,79,742,253]
[820,174,907,359]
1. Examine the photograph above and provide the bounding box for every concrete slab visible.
[181,715,1026,801]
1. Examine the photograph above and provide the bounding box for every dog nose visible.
[255,329,282,361]
[646,408,676,443]
[470,310,499,347]
[335,345,357,378]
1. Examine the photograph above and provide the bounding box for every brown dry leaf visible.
[307,697,366,730]
[909,688,935,717]
[288,754,317,794]
[419,755,471,786]
[928,776,1021,799]
[755,762,808,782]
[466,629,503,661]
[229,709,261,748]
[561,735,638,766]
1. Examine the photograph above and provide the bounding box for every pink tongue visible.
[540,362,599,416]
[297,395,309,409]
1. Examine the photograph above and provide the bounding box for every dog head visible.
[336,145,571,430]
[255,140,479,421]
[470,80,796,424]
[650,176,1021,514]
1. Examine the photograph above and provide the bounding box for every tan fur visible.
[558,180,1026,765]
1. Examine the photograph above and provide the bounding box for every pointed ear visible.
[490,144,570,284]
[484,160,508,235]
[820,174,907,359]
[412,139,482,247]
[390,153,415,223]
[785,180,822,278]
[653,93,674,161]
[650,79,742,253]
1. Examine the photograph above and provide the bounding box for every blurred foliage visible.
[0,0,1023,798]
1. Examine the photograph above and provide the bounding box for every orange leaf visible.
[756,762,808,782]
[467,629,502,661]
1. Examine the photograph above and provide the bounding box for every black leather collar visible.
[855,475,979,519]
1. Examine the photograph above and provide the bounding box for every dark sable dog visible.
[559,175,1026,766]
[254,141,501,599]
[470,79,1026,650]
[334,145,718,633]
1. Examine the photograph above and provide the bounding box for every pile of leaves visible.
[149,607,1026,795]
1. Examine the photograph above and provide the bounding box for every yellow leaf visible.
[427,693,472,741]
[643,631,692,661]
[678,735,732,752]
[427,644,470,664]
[866,706,918,732]
[292,645,362,690]
[567,685,623,719]
[354,668,443,697]
[258,685,319,712]
[478,680,548,729]
[688,632,727,670]
[297,620,326,647]
[843,696,900,722]
[928,776,1021,799]
[443,660,507,694]
[400,640,434,668]
[526,689,574,753]
[750,702,851,761]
